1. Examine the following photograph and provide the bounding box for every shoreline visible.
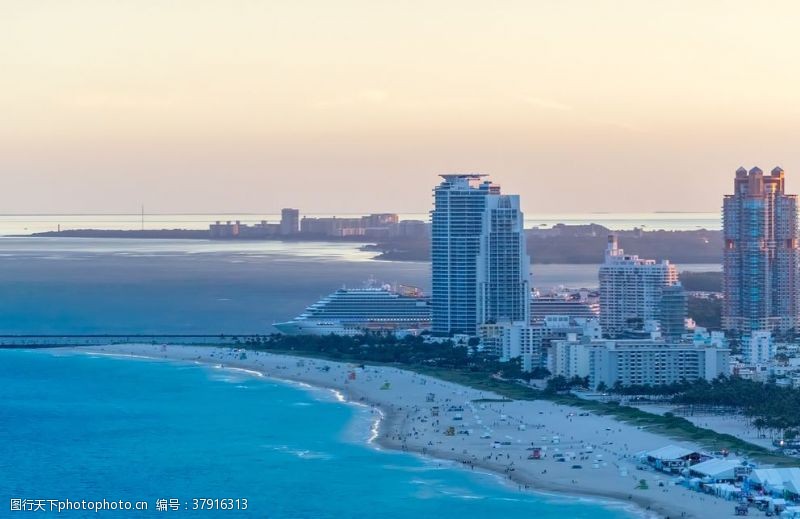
[54,344,741,519]
[6,234,725,266]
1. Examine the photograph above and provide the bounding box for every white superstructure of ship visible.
[274,281,430,336]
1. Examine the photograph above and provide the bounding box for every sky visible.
[3,0,800,215]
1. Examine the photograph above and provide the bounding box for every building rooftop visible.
[646,445,697,460]
[689,458,743,478]
[439,173,488,180]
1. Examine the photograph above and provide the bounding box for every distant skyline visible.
[4,1,800,213]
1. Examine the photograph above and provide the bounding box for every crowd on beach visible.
[73,344,760,519]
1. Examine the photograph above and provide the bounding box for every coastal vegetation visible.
[229,333,793,465]
[600,377,800,444]
[679,271,722,292]
[674,377,800,438]
[236,333,531,380]
[375,227,722,264]
[679,270,724,330]
[687,296,723,329]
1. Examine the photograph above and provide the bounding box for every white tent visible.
[689,458,743,481]
[645,445,699,471]
[750,468,800,496]
[708,483,742,500]
[646,445,696,461]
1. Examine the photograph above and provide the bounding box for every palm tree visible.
[753,418,767,438]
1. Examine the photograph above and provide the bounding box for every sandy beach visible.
[63,344,745,519]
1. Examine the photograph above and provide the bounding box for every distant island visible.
[370,224,722,265]
[26,229,209,239]
[25,223,723,265]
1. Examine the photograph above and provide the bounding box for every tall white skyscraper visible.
[598,235,679,337]
[431,174,530,336]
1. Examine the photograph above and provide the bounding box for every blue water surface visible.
[0,237,719,334]
[0,349,635,518]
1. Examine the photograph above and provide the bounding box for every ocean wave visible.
[409,478,443,485]
[382,464,446,473]
[438,488,484,500]
[263,444,333,460]
[214,365,265,378]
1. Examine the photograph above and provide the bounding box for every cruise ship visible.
[531,288,600,323]
[274,284,431,336]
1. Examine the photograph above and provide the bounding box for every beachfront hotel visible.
[723,166,800,334]
[550,335,731,389]
[480,316,602,372]
[431,174,530,336]
[598,235,680,338]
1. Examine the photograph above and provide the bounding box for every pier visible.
[0,335,264,348]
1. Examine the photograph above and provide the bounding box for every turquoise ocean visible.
[0,349,637,518]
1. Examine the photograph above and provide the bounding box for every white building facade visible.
[431,174,530,336]
[744,331,776,365]
[599,235,679,338]
[482,317,601,373]
[550,337,730,389]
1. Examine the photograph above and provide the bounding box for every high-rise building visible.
[431,174,530,336]
[280,208,300,235]
[660,283,688,339]
[599,235,679,337]
[723,166,799,334]
[477,194,531,326]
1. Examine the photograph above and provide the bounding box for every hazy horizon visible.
[5,1,800,213]
[0,209,721,216]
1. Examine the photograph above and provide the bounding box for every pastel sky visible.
[3,0,800,214]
